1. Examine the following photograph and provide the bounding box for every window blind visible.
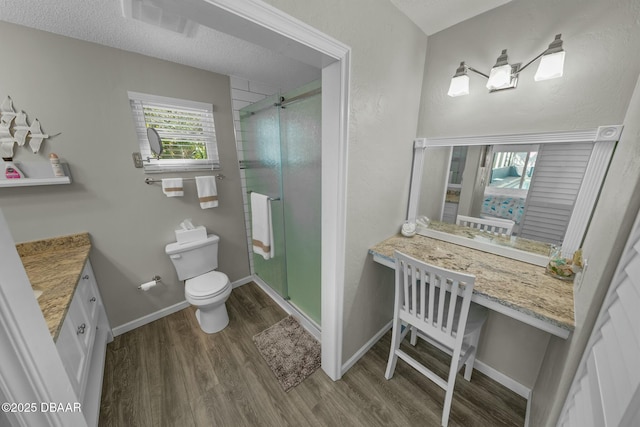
[129,92,219,172]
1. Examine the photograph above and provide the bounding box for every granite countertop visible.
[369,234,574,332]
[17,233,92,341]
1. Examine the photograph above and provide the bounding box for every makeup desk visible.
[369,231,575,339]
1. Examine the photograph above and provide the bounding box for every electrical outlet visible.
[132,152,143,168]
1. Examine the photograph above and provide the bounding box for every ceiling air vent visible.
[121,0,199,37]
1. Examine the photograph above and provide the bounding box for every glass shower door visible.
[280,81,321,324]
[240,94,288,298]
[240,80,322,325]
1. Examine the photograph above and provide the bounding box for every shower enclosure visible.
[240,80,321,324]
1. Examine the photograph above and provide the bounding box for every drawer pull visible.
[77,323,86,335]
[82,275,90,280]
[89,297,96,303]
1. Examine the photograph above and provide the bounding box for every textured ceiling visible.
[0,0,511,90]
[0,0,321,91]
[390,0,512,35]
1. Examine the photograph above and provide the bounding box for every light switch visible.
[132,152,143,168]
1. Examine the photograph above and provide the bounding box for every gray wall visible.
[261,0,429,361]
[416,0,640,422]
[0,22,250,328]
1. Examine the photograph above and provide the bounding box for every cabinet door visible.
[55,297,88,396]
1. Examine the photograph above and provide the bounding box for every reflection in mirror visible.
[446,145,540,236]
[409,126,622,259]
[440,142,593,246]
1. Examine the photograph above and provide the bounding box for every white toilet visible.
[165,234,232,334]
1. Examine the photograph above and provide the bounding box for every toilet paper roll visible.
[139,280,157,291]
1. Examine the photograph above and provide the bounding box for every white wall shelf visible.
[0,161,71,187]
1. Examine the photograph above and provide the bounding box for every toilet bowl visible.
[185,271,232,333]
[165,234,232,334]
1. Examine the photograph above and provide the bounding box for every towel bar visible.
[247,190,280,201]
[144,174,224,185]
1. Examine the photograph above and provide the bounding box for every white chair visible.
[385,250,488,427]
[456,214,515,236]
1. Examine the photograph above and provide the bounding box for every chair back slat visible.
[419,269,427,323]
[456,214,515,236]
[394,251,475,346]
[428,271,436,326]
[436,273,447,330]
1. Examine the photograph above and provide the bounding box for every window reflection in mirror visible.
[488,146,538,190]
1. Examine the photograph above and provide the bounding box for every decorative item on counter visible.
[401,220,416,237]
[49,153,65,177]
[545,244,576,280]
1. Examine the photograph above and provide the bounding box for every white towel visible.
[162,178,183,197]
[250,192,274,260]
[195,176,218,208]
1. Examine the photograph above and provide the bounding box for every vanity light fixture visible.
[447,34,565,97]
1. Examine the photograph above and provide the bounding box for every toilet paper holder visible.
[138,275,161,291]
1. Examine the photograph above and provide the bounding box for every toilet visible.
[165,234,232,333]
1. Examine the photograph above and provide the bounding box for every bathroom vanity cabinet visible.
[55,260,111,426]
[15,232,111,427]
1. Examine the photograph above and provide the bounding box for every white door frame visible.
[206,0,350,380]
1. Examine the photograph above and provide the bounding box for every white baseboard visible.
[232,275,253,288]
[252,275,321,341]
[112,300,190,337]
[342,320,393,375]
[111,276,253,337]
[474,360,531,399]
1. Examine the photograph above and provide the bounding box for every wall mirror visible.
[406,126,623,265]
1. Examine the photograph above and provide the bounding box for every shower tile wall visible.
[230,76,278,275]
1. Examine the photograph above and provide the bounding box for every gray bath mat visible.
[252,315,321,392]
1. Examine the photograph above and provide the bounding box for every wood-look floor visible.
[99,282,526,427]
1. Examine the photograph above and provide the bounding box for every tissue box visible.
[175,226,207,244]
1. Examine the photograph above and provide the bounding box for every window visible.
[488,144,538,190]
[128,91,219,172]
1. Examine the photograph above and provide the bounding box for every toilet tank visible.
[165,234,220,280]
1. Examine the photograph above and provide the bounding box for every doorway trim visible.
[206,0,350,380]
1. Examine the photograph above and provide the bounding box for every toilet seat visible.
[185,271,230,300]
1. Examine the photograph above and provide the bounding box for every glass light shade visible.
[534,51,565,81]
[447,75,469,97]
[486,64,513,90]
